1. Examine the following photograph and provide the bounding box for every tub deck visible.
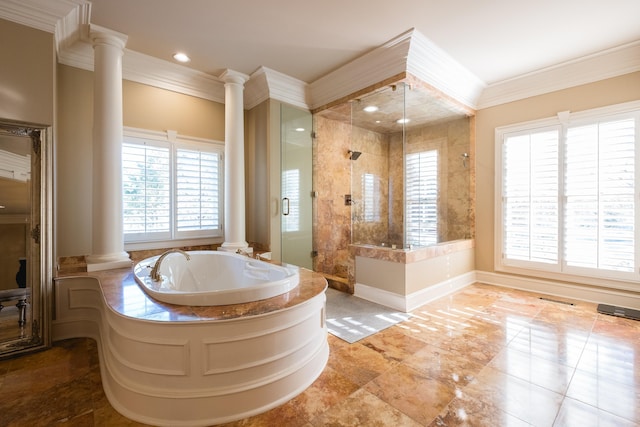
[57,262,326,321]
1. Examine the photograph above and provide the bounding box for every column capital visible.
[90,24,128,50]
[219,69,250,85]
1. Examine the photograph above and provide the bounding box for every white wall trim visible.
[0,0,85,34]
[355,270,640,313]
[355,271,476,313]
[245,66,309,110]
[308,28,412,110]
[406,30,485,110]
[124,50,225,103]
[476,271,640,310]
[8,1,637,111]
[478,40,640,109]
[353,284,410,312]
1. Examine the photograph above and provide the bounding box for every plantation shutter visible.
[406,150,438,247]
[502,128,559,264]
[122,141,171,240]
[175,148,221,235]
[564,117,635,273]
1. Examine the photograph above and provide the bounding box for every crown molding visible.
[477,40,640,109]
[244,68,270,109]
[125,50,225,103]
[307,28,486,111]
[0,0,86,34]
[308,28,412,110]
[5,0,639,112]
[54,0,90,54]
[57,27,226,104]
[406,30,485,110]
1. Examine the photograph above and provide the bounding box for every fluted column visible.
[86,30,131,272]
[219,69,250,253]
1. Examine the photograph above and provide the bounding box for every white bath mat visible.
[325,288,411,343]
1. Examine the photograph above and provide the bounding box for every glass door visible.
[280,104,313,269]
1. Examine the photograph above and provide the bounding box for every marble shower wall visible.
[313,114,353,280]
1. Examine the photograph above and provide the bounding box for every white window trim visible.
[123,127,225,251]
[494,100,640,292]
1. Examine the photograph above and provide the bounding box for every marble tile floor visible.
[1,283,639,426]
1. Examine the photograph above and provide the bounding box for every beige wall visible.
[55,64,225,257]
[123,80,225,141]
[0,19,54,125]
[475,71,640,274]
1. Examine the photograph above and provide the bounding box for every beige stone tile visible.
[508,319,590,368]
[403,345,485,390]
[430,393,531,427]
[566,368,640,422]
[462,366,564,426]
[310,388,422,427]
[327,342,396,386]
[360,325,429,362]
[554,397,638,427]
[488,346,575,394]
[364,363,457,425]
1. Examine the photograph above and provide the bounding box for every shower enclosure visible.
[315,81,474,251]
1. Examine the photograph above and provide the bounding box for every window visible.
[406,149,438,247]
[362,173,381,222]
[282,169,299,232]
[496,102,640,284]
[122,130,223,244]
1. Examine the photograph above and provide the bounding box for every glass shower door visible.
[280,104,313,269]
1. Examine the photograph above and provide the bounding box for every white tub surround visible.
[219,69,251,254]
[53,266,328,426]
[351,240,476,312]
[85,28,131,272]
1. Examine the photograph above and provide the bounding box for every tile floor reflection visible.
[1,283,639,426]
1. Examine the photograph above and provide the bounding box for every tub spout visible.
[150,249,191,282]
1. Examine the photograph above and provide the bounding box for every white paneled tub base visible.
[53,276,328,426]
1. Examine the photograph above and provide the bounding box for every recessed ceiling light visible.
[173,52,191,63]
[396,118,410,124]
[295,127,305,132]
[0,205,5,209]
[363,105,378,113]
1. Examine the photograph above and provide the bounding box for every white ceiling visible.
[88,0,640,86]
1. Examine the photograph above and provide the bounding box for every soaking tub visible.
[133,250,300,306]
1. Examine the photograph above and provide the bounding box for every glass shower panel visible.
[350,83,406,248]
[280,104,313,269]
[402,83,472,246]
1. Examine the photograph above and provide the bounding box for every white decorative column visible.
[86,29,132,272]
[219,69,251,253]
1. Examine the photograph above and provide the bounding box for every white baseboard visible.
[475,271,640,310]
[354,270,640,312]
[355,271,476,312]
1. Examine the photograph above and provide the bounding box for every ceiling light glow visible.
[295,127,305,132]
[173,52,191,63]
[396,118,410,124]
[363,105,378,112]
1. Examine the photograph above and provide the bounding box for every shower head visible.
[348,150,362,160]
